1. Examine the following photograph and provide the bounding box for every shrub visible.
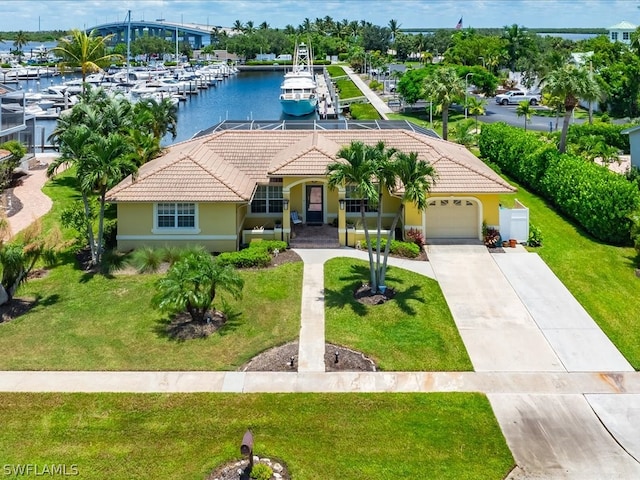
[363,238,420,258]
[249,463,273,480]
[479,122,640,245]
[405,228,425,248]
[566,122,631,153]
[249,240,287,254]
[217,248,271,268]
[528,223,543,247]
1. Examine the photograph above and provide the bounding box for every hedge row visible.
[566,122,632,153]
[363,238,421,258]
[217,240,287,268]
[479,122,640,245]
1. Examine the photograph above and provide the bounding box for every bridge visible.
[88,20,231,50]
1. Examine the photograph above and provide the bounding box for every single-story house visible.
[106,121,516,252]
[608,21,637,44]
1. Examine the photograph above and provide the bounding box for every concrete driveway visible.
[428,244,640,479]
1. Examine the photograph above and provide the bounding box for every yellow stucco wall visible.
[116,202,239,252]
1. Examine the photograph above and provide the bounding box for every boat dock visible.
[315,71,338,119]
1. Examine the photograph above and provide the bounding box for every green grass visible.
[500,180,640,369]
[324,258,472,371]
[350,102,381,119]
[0,392,514,480]
[0,260,302,370]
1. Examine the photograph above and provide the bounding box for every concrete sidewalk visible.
[6,154,58,239]
[342,66,393,119]
[0,220,639,477]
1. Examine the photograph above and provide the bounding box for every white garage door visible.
[425,198,479,239]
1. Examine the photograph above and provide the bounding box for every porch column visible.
[338,187,347,247]
[283,188,291,243]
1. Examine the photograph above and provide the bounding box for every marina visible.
[5,65,342,150]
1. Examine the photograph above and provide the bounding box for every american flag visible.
[455,17,463,30]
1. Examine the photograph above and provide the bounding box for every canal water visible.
[15,68,321,149]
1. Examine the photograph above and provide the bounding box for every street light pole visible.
[478,56,485,68]
[465,72,474,119]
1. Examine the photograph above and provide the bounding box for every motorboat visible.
[279,42,318,117]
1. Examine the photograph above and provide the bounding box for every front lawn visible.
[0,392,514,480]
[324,258,472,371]
[501,180,640,369]
[0,259,302,371]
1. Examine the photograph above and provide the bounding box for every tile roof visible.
[107,129,515,202]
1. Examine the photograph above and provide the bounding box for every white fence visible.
[499,199,529,243]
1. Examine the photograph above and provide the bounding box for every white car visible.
[495,90,541,106]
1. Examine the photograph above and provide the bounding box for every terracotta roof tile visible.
[107,129,515,202]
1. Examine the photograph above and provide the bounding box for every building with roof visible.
[0,84,35,156]
[607,21,637,44]
[106,120,516,252]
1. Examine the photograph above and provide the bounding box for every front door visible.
[306,185,323,225]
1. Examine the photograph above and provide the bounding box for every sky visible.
[1,0,640,32]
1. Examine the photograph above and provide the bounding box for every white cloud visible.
[0,0,637,31]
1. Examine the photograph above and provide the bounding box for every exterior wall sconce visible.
[283,199,289,210]
[339,199,345,210]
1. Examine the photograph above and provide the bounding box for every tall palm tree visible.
[378,151,437,287]
[78,133,136,266]
[466,96,486,133]
[542,64,601,153]
[423,67,465,140]
[327,141,379,290]
[52,29,120,92]
[232,20,244,33]
[515,101,533,131]
[12,30,29,52]
[388,19,401,44]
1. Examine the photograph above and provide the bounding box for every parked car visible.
[495,90,541,106]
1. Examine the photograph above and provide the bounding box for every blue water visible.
[15,69,320,148]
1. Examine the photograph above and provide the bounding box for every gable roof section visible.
[608,21,637,30]
[107,128,515,202]
[269,132,342,176]
[106,139,255,202]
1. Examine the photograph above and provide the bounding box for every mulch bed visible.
[163,310,227,340]
[0,298,38,323]
[353,284,396,305]
[241,341,377,372]
[206,456,291,480]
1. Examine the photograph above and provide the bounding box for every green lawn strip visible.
[0,261,302,370]
[0,392,513,480]
[324,258,472,371]
[501,180,640,369]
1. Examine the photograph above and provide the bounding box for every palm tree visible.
[0,218,60,306]
[152,248,244,323]
[388,19,401,44]
[232,20,244,33]
[515,101,533,131]
[377,151,436,287]
[466,96,486,133]
[451,119,476,147]
[542,64,601,153]
[52,29,120,92]
[423,67,465,140]
[78,133,136,266]
[12,30,29,52]
[327,141,379,290]
[134,97,178,141]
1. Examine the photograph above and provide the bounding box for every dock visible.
[315,71,338,119]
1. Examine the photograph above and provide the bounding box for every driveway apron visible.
[427,244,564,372]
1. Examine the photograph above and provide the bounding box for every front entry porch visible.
[289,223,340,249]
